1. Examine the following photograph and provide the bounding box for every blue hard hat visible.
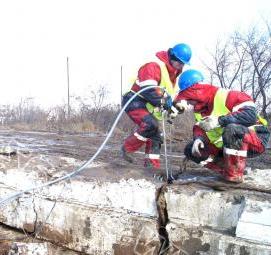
[170,43,192,64]
[178,69,204,90]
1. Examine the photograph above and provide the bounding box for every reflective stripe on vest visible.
[146,58,178,120]
[194,89,230,148]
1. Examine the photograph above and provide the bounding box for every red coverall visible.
[175,83,270,182]
[122,51,181,169]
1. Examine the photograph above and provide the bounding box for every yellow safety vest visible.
[194,89,269,148]
[131,58,179,121]
[194,89,230,148]
[248,115,269,132]
[257,115,268,127]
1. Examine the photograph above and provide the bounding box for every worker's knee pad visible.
[141,114,159,137]
[223,124,249,149]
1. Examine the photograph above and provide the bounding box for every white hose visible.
[0,86,160,207]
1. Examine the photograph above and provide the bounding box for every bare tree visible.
[203,37,251,90]
[90,84,109,121]
[233,26,271,118]
[204,21,271,118]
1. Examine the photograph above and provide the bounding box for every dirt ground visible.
[0,129,270,184]
[0,129,164,183]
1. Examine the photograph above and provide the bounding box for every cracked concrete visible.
[0,224,79,255]
[0,168,161,254]
[0,131,271,254]
[2,168,271,254]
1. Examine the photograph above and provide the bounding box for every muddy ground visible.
[0,129,269,184]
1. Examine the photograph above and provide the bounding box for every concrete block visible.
[165,185,244,231]
[0,194,160,254]
[0,169,160,254]
[236,199,271,245]
[167,222,271,255]
[0,168,158,217]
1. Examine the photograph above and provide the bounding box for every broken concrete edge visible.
[0,225,81,255]
[0,169,161,217]
[2,167,270,220]
[165,185,245,232]
[155,185,170,253]
[0,191,162,254]
[167,222,271,254]
[1,241,69,255]
[236,198,271,245]
[1,240,81,255]
[165,183,271,246]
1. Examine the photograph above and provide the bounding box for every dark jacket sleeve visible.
[218,106,257,127]
[140,86,163,106]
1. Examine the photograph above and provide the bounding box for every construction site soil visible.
[0,129,270,186]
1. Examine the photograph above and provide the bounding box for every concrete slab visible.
[0,168,158,217]
[167,222,271,255]
[165,185,244,231]
[0,168,160,255]
[244,169,271,189]
[236,199,271,245]
[0,196,160,254]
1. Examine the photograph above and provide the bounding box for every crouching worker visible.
[174,69,270,183]
[121,43,192,169]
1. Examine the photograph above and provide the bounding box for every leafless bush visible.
[0,98,47,127]
[0,96,194,143]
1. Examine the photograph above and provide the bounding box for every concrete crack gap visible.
[156,184,170,255]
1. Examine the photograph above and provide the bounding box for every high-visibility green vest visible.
[194,89,230,148]
[134,58,179,121]
[194,89,269,148]
[248,115,269,132]
[257,115,268,127]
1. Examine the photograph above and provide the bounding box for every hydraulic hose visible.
[0,85,160,207]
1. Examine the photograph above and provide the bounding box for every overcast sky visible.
[0,0,270,108]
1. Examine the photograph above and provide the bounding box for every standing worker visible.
[174,69,270,183]
[121,43,192,169]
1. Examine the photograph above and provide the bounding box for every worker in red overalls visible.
[174,69,270,183]
[121,43,192,169]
